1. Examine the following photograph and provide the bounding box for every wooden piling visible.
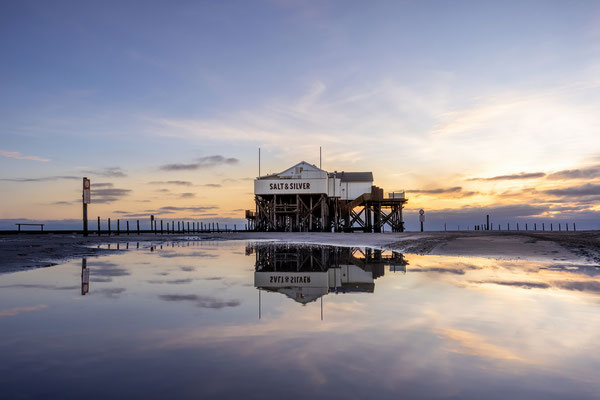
[108,218,111,235]
[127,220,130,235]
[117,219,120,235]
[137,220,140,235]
[187,222,190,233]
[161,220,163,234]
[97,217,101,236]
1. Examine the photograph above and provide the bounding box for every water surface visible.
[1,241,599,399]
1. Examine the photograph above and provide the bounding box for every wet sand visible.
[1,231,599,273]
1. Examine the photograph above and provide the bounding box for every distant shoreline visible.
[1,231,599,274]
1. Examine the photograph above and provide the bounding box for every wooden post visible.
[573,222,576,231]
[542,223,545,231]
[534,223,537,231]
[117,219,120,235]
[108,218,111,235]
[97,217,101,236]
[161,220,163,234]
[486,215,489,231]
[525,223,528,230]
[137,220,140,235]
[178,221,180,233]
[187,222,190,233]
[217,223,220,232]
[234,224,236,231]
[83,203,88,237]
[508,223,510,230]
[550,223,553,231]
[127,220,130,235]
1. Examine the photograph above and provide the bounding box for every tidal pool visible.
[1,241,600,399]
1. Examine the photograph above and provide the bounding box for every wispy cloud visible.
[0,176,78,182]
[91,188,132,204]
[158,294,240,309]
[544,184,600,197]
[0,150,51,162]
[408,187,463,194]
[469,172,546,181]
[158,206,218,212]
[148,180,193,186]
[83,167,127,177]
[0,304,48,317]
[547,165,600,180]
[159,155,238,171]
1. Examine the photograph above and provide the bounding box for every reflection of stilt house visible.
[247,161,408,232]
[251,244,408,304]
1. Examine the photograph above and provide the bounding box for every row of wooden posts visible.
[93,217,247,236]
[437,215,578,232]
[471,221,576,232]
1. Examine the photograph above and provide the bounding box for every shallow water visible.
[1,240,600,399]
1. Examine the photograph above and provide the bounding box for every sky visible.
[1,0,600,230]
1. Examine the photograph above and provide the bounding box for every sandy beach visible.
[1,230,599,273]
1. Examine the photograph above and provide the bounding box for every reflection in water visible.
[251,244,407,308]
[2,241,600,399]
[81,258,89,295]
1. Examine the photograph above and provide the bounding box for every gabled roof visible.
[257,161,324,180]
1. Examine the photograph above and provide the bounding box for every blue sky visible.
[1,1,600,230]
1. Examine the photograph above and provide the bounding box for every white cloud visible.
[0,150,51,162]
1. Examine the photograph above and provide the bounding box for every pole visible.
[320,146,322,170]
[161,220,163,234]
[127,220,130,235]
[137,220,140,235]
[117,219,120,235]
[486,215,489,231]
[259,147,261,177]
[420,221,423,232]
[82,177,88,237]
[97,216,101,236]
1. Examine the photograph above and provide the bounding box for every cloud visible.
[474,280,551,289]
[468,172,546,181]
[90,188,132,204]
[147,278,193,285]
[0,150,51,162]
[49,201,75,205]
[91,266,130,277]
[158,294,240,309]
[179,193,195,198]
[547,165,600,180]
[158,206,218,212]
[202,184,221,188]
[93,182,114,188]
[0,176,78,182]
[544,184,600,197]
[407,186,462,194]
[148,180,194,186]
[83,167,127,177]
[159,155,239,171]
[0,304,48,317]
[554,280,600,293]
[94,288,127,298]
[0,284,78,290]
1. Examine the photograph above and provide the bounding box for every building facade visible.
[248,161,407,232]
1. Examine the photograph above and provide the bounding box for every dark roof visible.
[332,172,374,182]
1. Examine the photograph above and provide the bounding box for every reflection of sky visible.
[1,242,600,399]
